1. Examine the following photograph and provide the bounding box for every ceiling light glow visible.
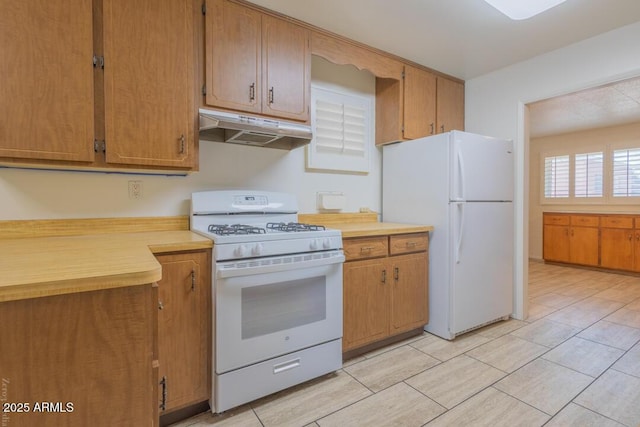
[483,0,569,20]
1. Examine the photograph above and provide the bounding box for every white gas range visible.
[190,190,344,413]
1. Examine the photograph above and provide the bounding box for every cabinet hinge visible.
[202,85,207,96]
[191,270,196,291]
[94,140,106,153]
[92,55,104,69]
[202,3,206,15]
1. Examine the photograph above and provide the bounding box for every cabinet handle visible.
[360,246,375,253]
[440,124,445,133]
[381,269,386,283]
[249,83,255,101]
[629,233,633,241]
[394,267,399,281]
[191,270,196,291]
[159,376,167,411]
[571,229,574,237]
[405,241,417,248]
[158,301,164,310]
[178,134,185,154]
[269,87,274,104]
[430,123,434,135]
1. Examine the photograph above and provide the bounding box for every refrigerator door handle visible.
[454,143,466,201]
[455,202,464,264]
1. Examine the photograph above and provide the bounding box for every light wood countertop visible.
[0,231,212,303]
[325,222,433,238]
[298,213,433,238]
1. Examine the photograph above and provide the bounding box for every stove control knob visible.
[234,245,248,258]
[310,239,320,250]
[322,238,332,249]
[252,243,263,256]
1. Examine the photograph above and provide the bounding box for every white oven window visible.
[241,276,327,339]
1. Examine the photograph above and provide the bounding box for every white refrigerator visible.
[382,131,514,340]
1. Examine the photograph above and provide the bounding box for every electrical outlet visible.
[128,180,143,199]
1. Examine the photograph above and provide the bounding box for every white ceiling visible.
[247,0,640,136]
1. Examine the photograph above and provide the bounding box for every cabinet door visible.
[156,251,210,412]
[403,66,436,140]
[634,232,640,273]
[0,0,94,162]
[391,252,428,333]
[543,225,570,262]
[262,15,310,121]
[601,228,634,271]
[569,226,599,266]
[436,77,464,133]
[205,0,262,114]
[103,0,195,168]
[343,259,390,351]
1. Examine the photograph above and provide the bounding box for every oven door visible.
[215,251,344,374]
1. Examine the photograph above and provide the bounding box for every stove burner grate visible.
[207,224,267,235]
[266,222,326,232]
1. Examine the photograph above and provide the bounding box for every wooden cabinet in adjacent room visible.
[156,250,211,414]
[600,216,636,271]
[543,213,599,267]
[204,0,310,122]
[342,233,429,353]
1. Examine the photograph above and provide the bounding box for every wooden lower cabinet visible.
[543,212,640,273]
[156,250,211,414]
[342,233,429,352]
[542,214,598,267]
[0,284,158,426]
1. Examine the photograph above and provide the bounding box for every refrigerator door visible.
[450,201,513,335]
[450,131,514,202]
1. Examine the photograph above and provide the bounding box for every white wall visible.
[465,21,640,320]
[0,57,381,220]
[529,122,640,260]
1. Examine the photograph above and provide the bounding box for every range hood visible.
[199,109,312,150]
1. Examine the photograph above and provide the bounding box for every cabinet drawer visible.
[389,233,429,255]
[570,215,599,227]
[343,237,388,261]
[544,214,569,226]
[601,216,633,229]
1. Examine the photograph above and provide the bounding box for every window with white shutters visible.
[307,84,372,173]
[574,151,603,198]
[613,148,640,197]
[544,155,569,198]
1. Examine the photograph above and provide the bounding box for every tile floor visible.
[172,262,640,427]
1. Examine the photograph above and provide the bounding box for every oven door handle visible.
[216,251,345,278]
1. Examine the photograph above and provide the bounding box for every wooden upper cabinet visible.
[204,0,310,121]
[262,15,310,121]
[403,66,436,140]
[103,0,195,168]
[205,0,262,114]
[0,0,95,162]
[436,77,465,133]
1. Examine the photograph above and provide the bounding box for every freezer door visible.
[450,201,513,335]
[450,131,514,202]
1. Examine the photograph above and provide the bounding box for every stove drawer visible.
[343,236,388,261]
[215,339,342,412]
